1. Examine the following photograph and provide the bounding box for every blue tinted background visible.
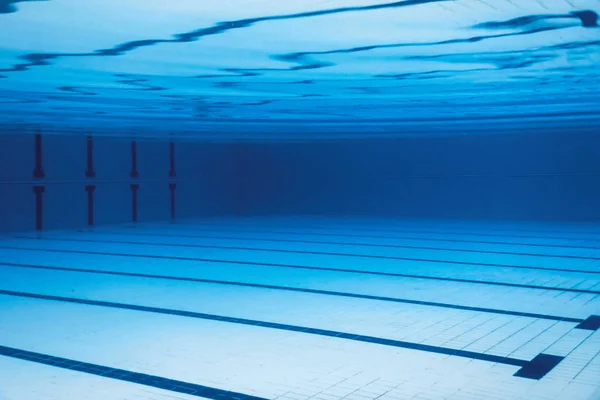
[0,0,598,139]
[0,0,599,231]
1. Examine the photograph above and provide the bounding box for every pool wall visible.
[234,131,600,220]
[0,134,237,233]
[2,129,600,234]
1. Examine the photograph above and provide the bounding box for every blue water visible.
[0,0,598,139]
[1,2,600,400]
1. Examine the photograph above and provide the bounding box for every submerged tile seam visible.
[0,262,587,324]
[13,236,600,274]
[122,226,600,250]
[88,230,600,261]
[0,246,598,294]
[0,345,267,400]
[0,289,566,379]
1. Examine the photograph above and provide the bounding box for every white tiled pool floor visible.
[0,218,599,400]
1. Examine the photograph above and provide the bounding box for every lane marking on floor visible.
[1,246,598,294]
[119,225,600,250]
[132,222,600,242]
[79,229,600,260]
[13,236,600,275]
[0,261,591,326]
[0,345,266,400]
[0,289,566,379]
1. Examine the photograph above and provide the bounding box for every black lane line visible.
[0,262,585,324]
[122,225,600,250]
[12,236,600,275]
[575,315,600,331]
[205,222,600,238]
[513,354,566,380]
[0,345,266,400]
[311,224,600,236]
[130,184,139,223]
[0,289,564,379]
[32,186,45,232]
[221,222,600,240]
[86,230,600,261]
[149,223,600,243]
[0,245,598,294]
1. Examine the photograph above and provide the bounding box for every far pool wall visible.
[0,134,236,233]
[233,131,600,221]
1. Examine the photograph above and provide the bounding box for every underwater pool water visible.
[1,1,600,399]
[0,0,598,139]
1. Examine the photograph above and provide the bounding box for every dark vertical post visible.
[33,133,45,178]
[33,186,45,231]
[168,139,176,223]
[130,140,139,178]
[85,136,96,178]
[169,141,176,177]
[130,184,139,223]
[85,185,96,227]
[232,143,247,216]
[169,183,177,222]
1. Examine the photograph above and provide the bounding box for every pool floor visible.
[0,218,599,400]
